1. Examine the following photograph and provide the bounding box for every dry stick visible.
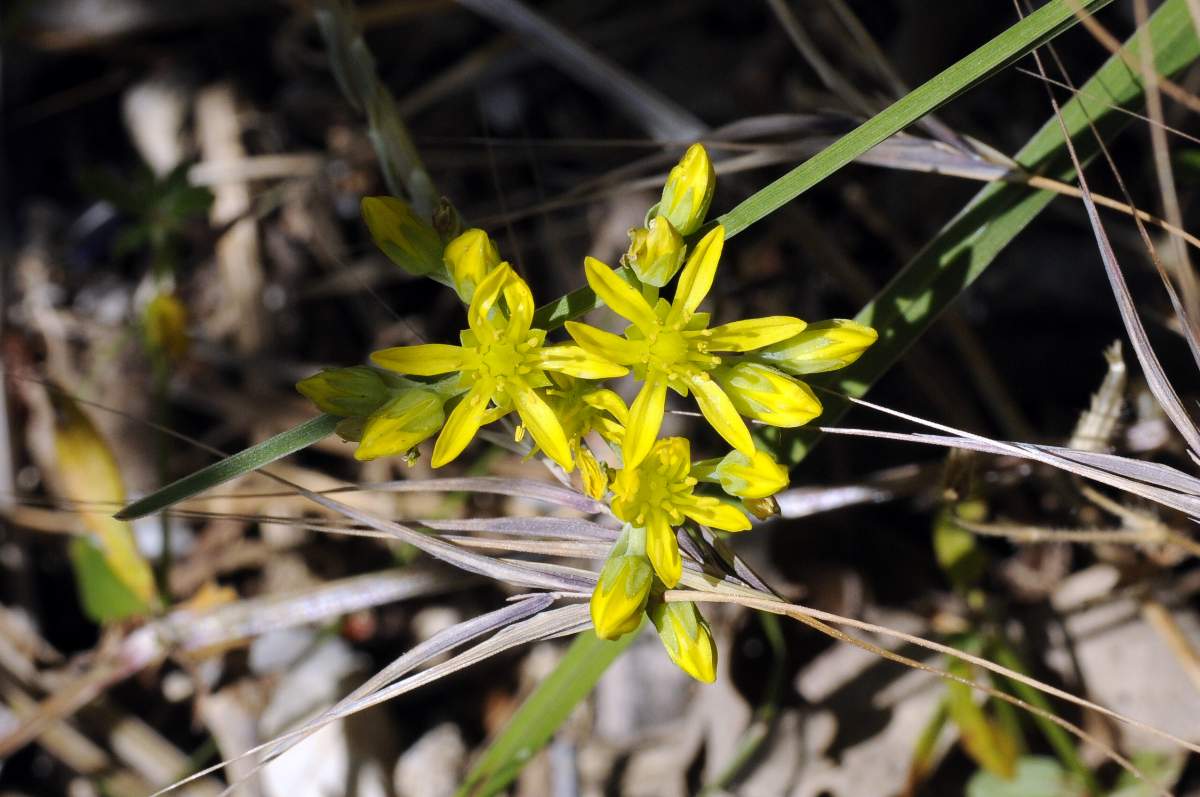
[1140,599,1200,694]
[667,589,1185,795]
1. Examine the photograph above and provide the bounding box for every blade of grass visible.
[114,414,339,520]
[455,627,640,797]
[530,0,1114,329]
[786,0,1200,464]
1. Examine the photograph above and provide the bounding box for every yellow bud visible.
[355,389,445,461]
[143,292,188,362]
[714,362,822,427]
[590,554,652,640]
[757,319,878,375]
[297,366,393,417]
[742,495,780,521]
[444,228,501,302]
[624,214,685,287]
[713,449,788,499]
[361,196,444,277]
[650,600,717,683]
[659,143,715,236]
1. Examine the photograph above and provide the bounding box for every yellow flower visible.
[296,366,395,417]
[650,599,717,683]
[692,448,789,500]
[624,214,685,287]
[566,226,806,468]
[542,374,628,499]
[354,388,446,461]
[591,549,652,640]
[361,196,444,277]
[659,143,715,236]
[755,319,878,375]
[610,437,750,587]
[444,228,500,302]
[371,264,627,470]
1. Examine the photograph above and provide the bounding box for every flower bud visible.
[361,196,444,277]
[578,446,609,500]
[713,362,821,427]
[650,600,717,683]
[590,554,652,640]
[756,319,878,375]
[432,197,463,243]
[444,228,501,302]
[624,214,685,287]
[742,495,780,521]
[143,292,188,362]
[354,389,445,461]
[659,143,715,236]
[713,449,788,499]
[297,366,393,417]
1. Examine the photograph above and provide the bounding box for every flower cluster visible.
[297,144,878,682]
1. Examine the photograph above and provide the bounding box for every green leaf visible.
[967,756,1086,797]
[455,628,640,797]
[114,414,341,520]
[70,537,151,622]
[788,0,1200,464]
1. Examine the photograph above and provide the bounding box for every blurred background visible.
[3,0,1200,795]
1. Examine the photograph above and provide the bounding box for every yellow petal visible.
[704,316,807,352]
[371,344,464,376]
[583,256,659,335]
[650,600,717,683]
[667,225,724,326]
[624,374,668,469]
[578,447,609,500]
[564,321,642,365]
[431,381,491,467]
[686,371,754,455]
[502,276,535,337]
[645,513,682,588]
[757,319,879,375]
[625,214,686,287]
[509,378,574,471]
[713,362,821,427]
[444,228,500,302]
[582,388,629,426]
[681,495,752,532]
[536,345,629,379]
[468,262,514,338]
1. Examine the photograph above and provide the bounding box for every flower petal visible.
[704,316,807,352]
[582,388,630,426]
[502,276,535,337]
[584,256,659,335]
[757,318,879,375]
[565,321,642,365]
[686,371,754,455]
[667,225,724,326]
[467,262,513,338]
[509,378,574,472]
[681,495,752,532]
[713,362,822,427]
[431,381,491,467]
[645,513,682,587]
[371,344,464,376]
[624,374,668,469]
[536,345,629,379]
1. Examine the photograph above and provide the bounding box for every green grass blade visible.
[786,0,1200,464]
[455,628,639,797]
[531,0,1113,330]
[114,414,340,520]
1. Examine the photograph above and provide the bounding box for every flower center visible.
[648,328,689,370]
[476,336,537,383]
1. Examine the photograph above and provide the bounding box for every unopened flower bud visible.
[713,362,821,427]
[659,143,715,236]
[355,389,445,461]
[757,319,878,375]
[297,366,393,417]
[712,449,788,499]
[432,197,463,243]
[143,292,188,362]
[624,214,685,287]
[361,196,444,277]
[444,228,501,302]
[591,553,652,640]
[650,600,717,683]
